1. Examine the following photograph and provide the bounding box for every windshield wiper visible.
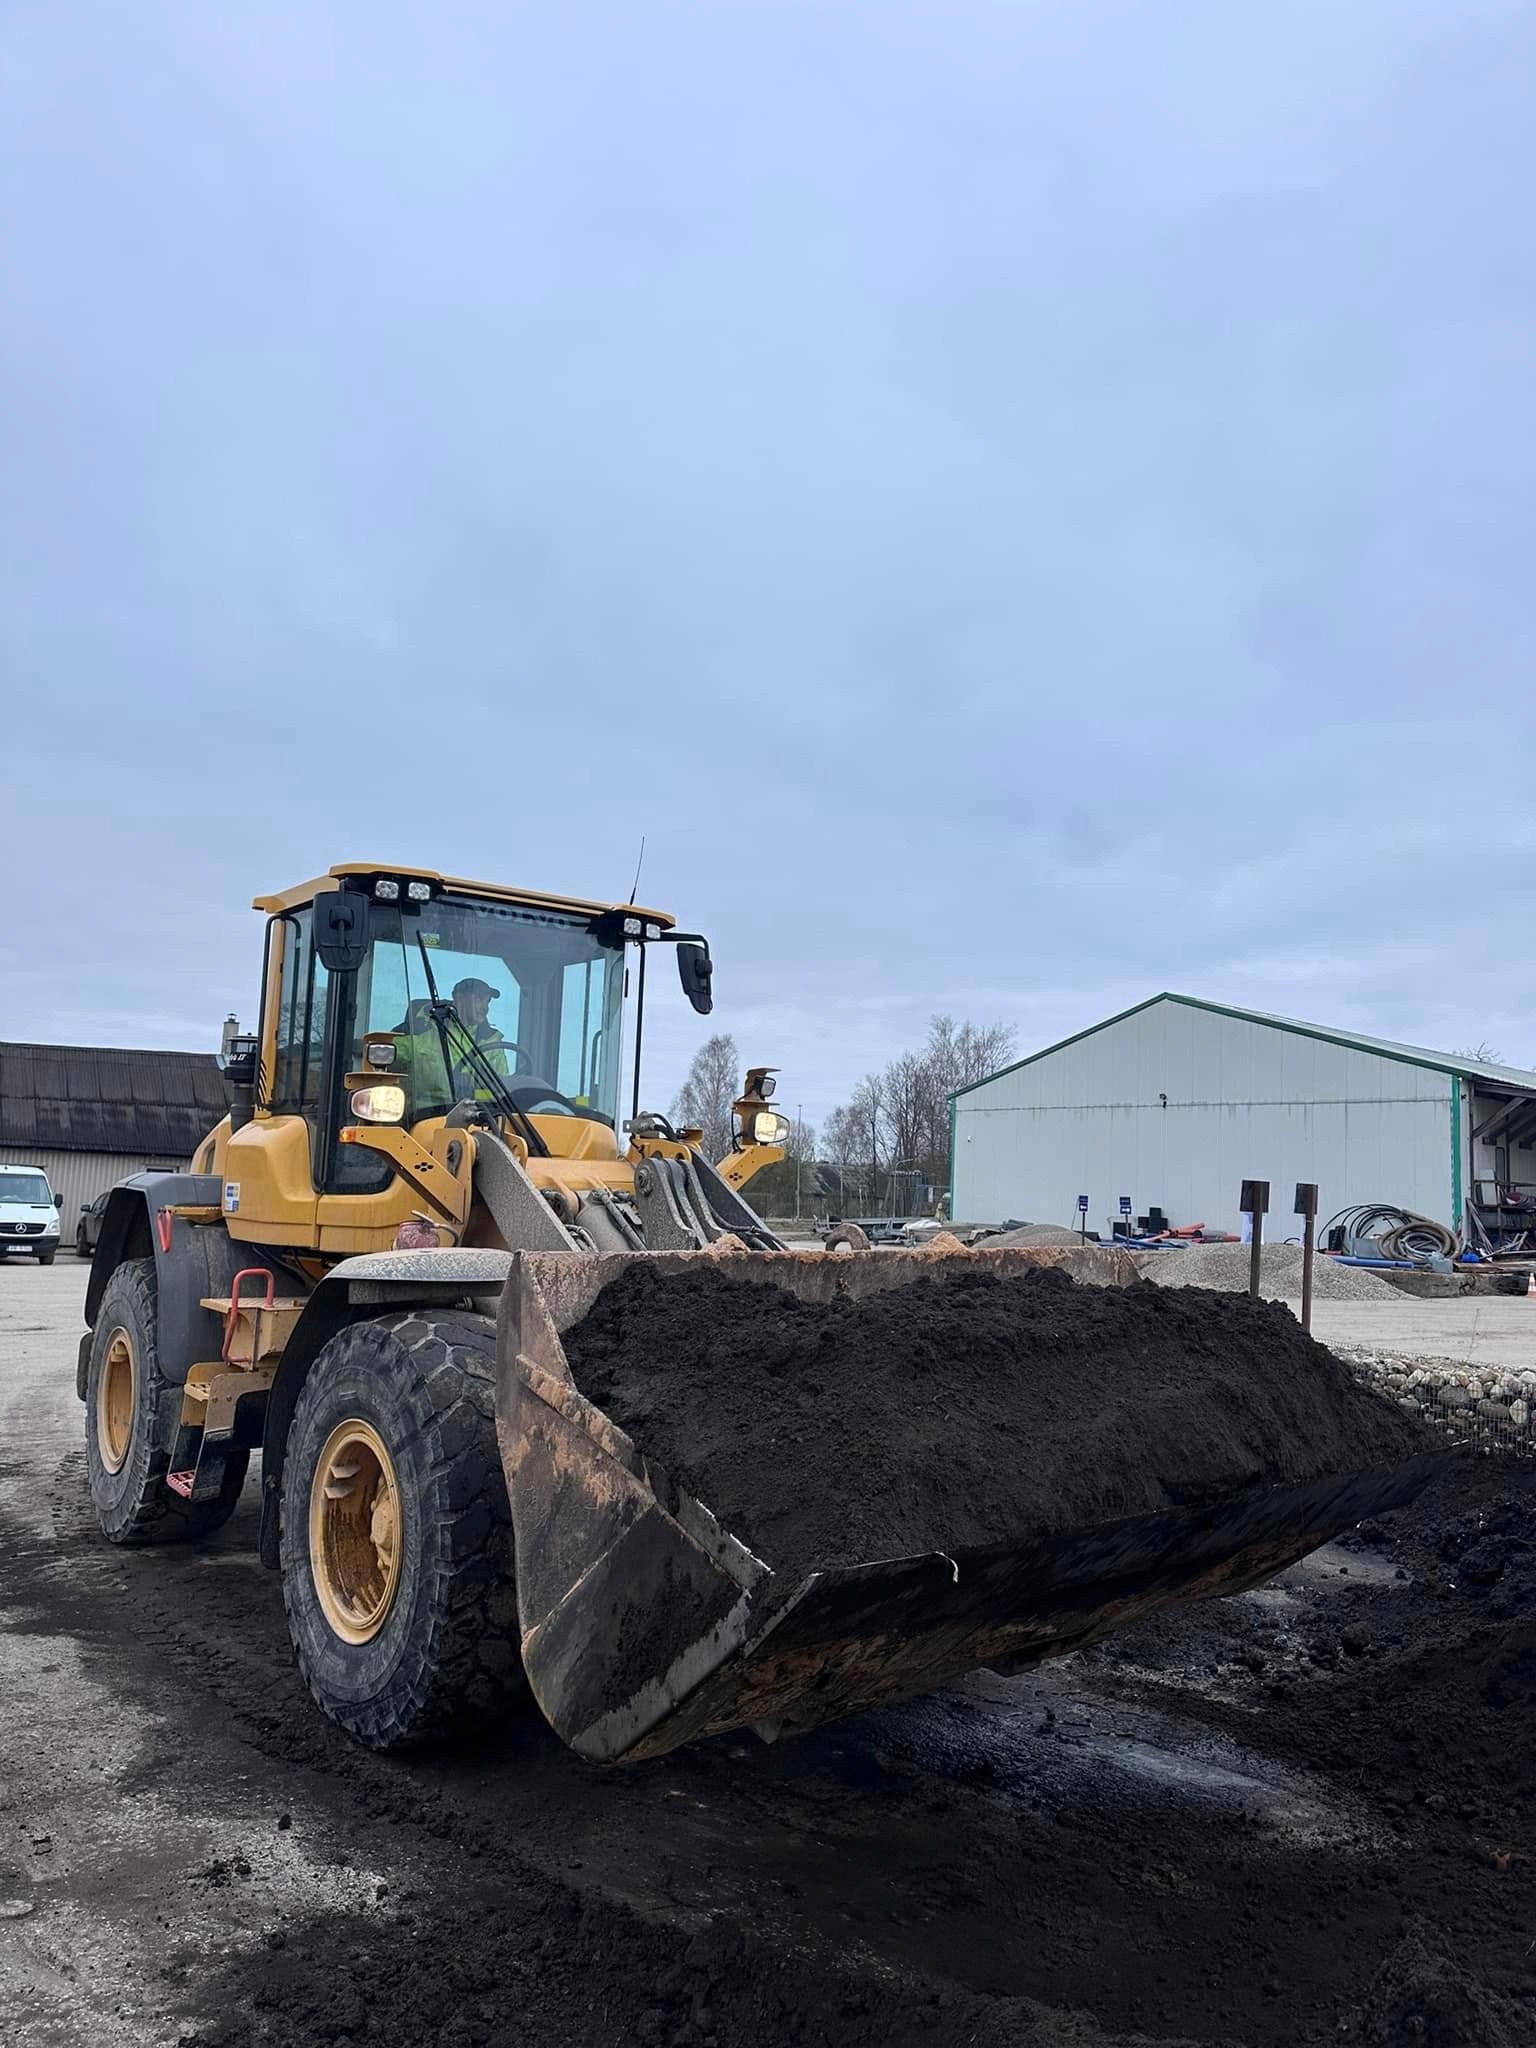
[413,936,550,1157]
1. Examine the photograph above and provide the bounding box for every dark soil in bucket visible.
[562,1261,1433,1579]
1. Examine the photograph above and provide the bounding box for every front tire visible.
[279,1311,524,1749]
[39,1251,55,1266]
[85,1258,249,1544]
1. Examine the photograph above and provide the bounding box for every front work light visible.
[752,1110,791,1145]
[374,877,401,900]
[406,880,432,901]
[350,1084,407,1124]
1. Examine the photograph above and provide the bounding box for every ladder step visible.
[199,1297,307,1314]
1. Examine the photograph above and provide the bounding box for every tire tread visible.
[87,1258,248,1545]
[281,1309,522,1749]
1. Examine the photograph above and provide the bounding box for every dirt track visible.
[2,1263,1531,2047]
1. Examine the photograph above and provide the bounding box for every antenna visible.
[628,834,647,905]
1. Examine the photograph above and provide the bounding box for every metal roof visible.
[951,993,1536,1102]
[0,1041,228,1157]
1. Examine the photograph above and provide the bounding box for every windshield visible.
[350,896,625,1125]
[0,1173,53,1206]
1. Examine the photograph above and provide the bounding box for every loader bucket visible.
[494,1247,1440,1764]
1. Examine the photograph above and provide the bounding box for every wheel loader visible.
[77,860,1438,1763]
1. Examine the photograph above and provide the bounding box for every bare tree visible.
[824,1077,883,1168]
[824,1016,1017,1206]
[669,1033,741,1159]
[822,1100,869,1167]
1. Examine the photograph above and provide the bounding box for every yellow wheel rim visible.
[309,1420,403,1645]
[98,1327,136,1474]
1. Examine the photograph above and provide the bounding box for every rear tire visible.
[279,1311,524,1750]
[85,1258,249,1544]
[76,1227,90,1258]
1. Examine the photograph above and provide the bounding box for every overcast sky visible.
[5,0,1534,1129]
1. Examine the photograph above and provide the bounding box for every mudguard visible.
[79,1174,286,1399]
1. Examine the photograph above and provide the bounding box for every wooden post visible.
[1241,1180,1270,1299]
[1295,1182,1319,1334]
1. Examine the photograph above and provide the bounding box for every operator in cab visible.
[392,976,511,1114]
[448,977,511,1096]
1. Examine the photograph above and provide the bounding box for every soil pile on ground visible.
[1135,1242,1400,1300]
[563,1262,1431,1579]
[1278,1462,1536,1817]
[1081,1454,1536,2042]
[1351,1931,1525,2048]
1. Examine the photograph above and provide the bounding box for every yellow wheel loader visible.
[78,861,1437,1762]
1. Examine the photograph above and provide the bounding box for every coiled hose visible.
[1323,1203,1460,1264]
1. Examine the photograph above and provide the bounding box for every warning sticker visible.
[223,1182,240,1214]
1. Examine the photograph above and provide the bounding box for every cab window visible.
[343,897,624,1125]
[268,910,330,1116]
[557,957,609,1109]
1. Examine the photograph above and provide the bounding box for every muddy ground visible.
[2,1264,1532,2047]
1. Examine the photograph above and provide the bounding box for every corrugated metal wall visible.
[8,1149,190,1238]
[951,999,1456,1234]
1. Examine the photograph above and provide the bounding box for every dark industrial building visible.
[0,1042,228,1236]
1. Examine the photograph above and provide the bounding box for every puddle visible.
[786,1669,1369,1846]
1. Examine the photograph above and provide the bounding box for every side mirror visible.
[676,941,713,1015]
[312,891,371,974]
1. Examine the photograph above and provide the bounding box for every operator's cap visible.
[453,976,501,1000]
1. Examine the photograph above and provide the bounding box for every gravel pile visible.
[983,1223,1086,1249]
[1134,1241,1401,1301]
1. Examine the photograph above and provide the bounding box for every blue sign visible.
[1118,1196,1132,1215]
[1077,1195,1089,1212]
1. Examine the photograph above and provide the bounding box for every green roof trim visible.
[949,994,1536,1104]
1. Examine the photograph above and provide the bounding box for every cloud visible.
[5,0,1535,1132]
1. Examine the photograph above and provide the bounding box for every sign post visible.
[1294,1182,1319,1333]
[1117,1195,1132,1243]
[1240,1180,1270,1299]
[1077,1194,1089,1244]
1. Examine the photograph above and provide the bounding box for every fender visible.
[255,1248,514,1568]
[77,1174,289,1404]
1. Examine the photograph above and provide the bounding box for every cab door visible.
[221,910,325,1247]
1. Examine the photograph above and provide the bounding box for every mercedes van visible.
[0,1165,62,1264]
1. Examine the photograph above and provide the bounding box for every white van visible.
[0,1165,62,1265]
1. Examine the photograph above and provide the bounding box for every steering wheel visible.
[499,1075,615,1126]
[503,1076,578,1118]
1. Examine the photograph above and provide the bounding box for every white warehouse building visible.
[949,993,1536,1242]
